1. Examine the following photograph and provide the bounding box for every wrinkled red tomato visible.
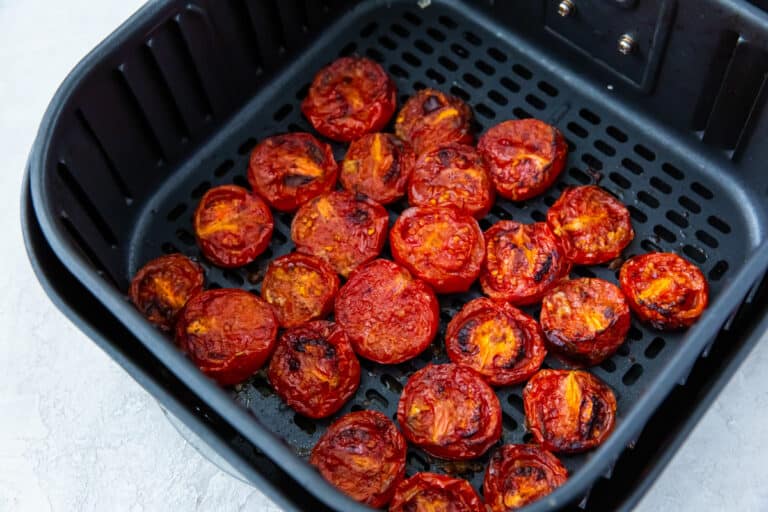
[335,259,439,364]
[523,369,616,453]
[390,206,485,294]
[248,133,338,212]
[193,185,273,268]
[261,252,339,328]
[619,252,709,330]
[340,133,415,205]
[397,363,502,460]
[446,298,546,386]
[395,88,473,154]
[483,444,568,511]
[129,254,204,331]
[478,119,567,201]
[291,191,389,277]
[175,289,278,386]
[310,410,407,508]
[547,185,634,265]
[390,472,484,512]
[267,321,359,418]
[409,143,495,219]
[301,57,397,142]
[540,278,630,366]
[480,221,570,305]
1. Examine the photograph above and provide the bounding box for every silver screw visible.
[558,0,575,17]
[618,34,636,55]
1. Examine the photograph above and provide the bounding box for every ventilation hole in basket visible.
[654,225,676,243]
[627,325,642,341]
[438,55,458,71]
[389,64,409,78]
[490,204,512,220]
[508,394,525,414]
[573,266,597,278]
[294,414,317,435]
[678,196,701,214]
[502,412,518,431]
[691,181,714,200]
[476,104,496,119]
[379,36,398,51]
[569,168,591,185]
[621,363,643,385]
[381,374,404,394]
[529,210,545,222]
[683,244,707,263]
[666,210,689,228]
[238,138,258,155]
[607,125,628,143]
[338,42,357,57]
[501,77,520,93]
[461,30,481,46]
[637,191,659,208]
[629,206,648,223]
[582,153,603,170]
[272,104,293,122]
[391,23,409,38]
[634,144,656,161]
[427,27,446,42]
[487,47,507,62]
[365,389,389,409]
[513,107,533,119]
[525,94,546,110]
[661,163,684,181]
[251,374,273,397]
[408,451,430,472]
[567,122,588,138]
[707,215,731,234]
[475,59,494,75]
[565,138,577,152]
[287,122,305,132]
[167,203,187,221]
[617,343,630,357]
[600,359,616,372]
[579,108,600,125]
[437,14,458,28]
[644,337,665,359]
[214,160,234,177]
[512,64,533,79]
[403,11,421,26]
[350,404,364,412]
[543,195,557,207]
[176,228,196,246]
[414,39,433,54]
[295,82,311,101]
[621,158,643,175]
[222,269,245,286]
[537,81,558,97]
[641,238,661,252]
[609,172,630,189]
[426,68,446,84]
[450,85,470,101]
[709,260,729,281]
[161,242,180,254]
[365,48,384,62]
[595,140,616,156]
[650,177,672,194]
[401,52,421,68]
[479,218,496,232]
[440,308,453,323]
[233,175,249,188]
[360,22,378,37]
[696,230,718,248]
[451,43,469,59]
[208,281,222,290]
[488,90,508,106]
[413,81,427,91]
[463,72,483,88]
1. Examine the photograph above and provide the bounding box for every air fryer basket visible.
[27,0,768,510]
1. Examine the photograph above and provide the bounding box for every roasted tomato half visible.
[390,206,485,294]
[409,143,495,219]
[547,185,634,265]
[261,252,339,328]
[301,57,397,142]
[523,369,616,453]
[291,190,389,277]
[480,221,570,305]
[390,473,484,512]
[129,254,204,331]
[397,363,502,460]
[483,444,568,512]
[310,410,407,508]
[175,289,278,386]
[540,278,630,366]
[446,298,546,386]
[193,185,274,268]
[336,259,439,364]
[340,133,415,204]
[395,88,473,154]
[619,252,709,330]
[478,119,567,201]
[248,133,338,212]
[267,321,360,418]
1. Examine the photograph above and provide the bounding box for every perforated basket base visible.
[130,1,754,503]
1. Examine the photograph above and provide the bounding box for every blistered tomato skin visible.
[540,278,630,366]
[193,185,274,268]
[619,252,709,330]
[480,221,570,305]
[261,253,339,328]
[395,88,473,154]
[390,206,485,294]
[301,57,397,142]
[483,444,568,511]
[478,119,567,201]
[310,410,406,508]
[129,254,204,331]
[409,143,495,219]
[340,133,415,204]
[267,321,360,418]
[291,190,389,277]
[523,369,617,453]
[248,133,338,212]
[446,298,546,386]
[175,289,278,386]
[547,185,634,265]
[390,473,484,512]
[397,363,502,460]
[335,259,439,364]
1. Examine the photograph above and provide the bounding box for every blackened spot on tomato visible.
[423,94,444,114]
[383,153,401,183]
[513,465,546,479]
[306,141,326,165]
[292,336,336,358]
[533,254,553,283]
[438,149,453,168]
[348,207,371,224]
[284,174,316,187]
[288,356,301,371]
[457,321,478,354]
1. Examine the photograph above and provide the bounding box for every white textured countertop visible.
[2,1,767,511]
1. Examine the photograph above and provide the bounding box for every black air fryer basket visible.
[23,1,768,510]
